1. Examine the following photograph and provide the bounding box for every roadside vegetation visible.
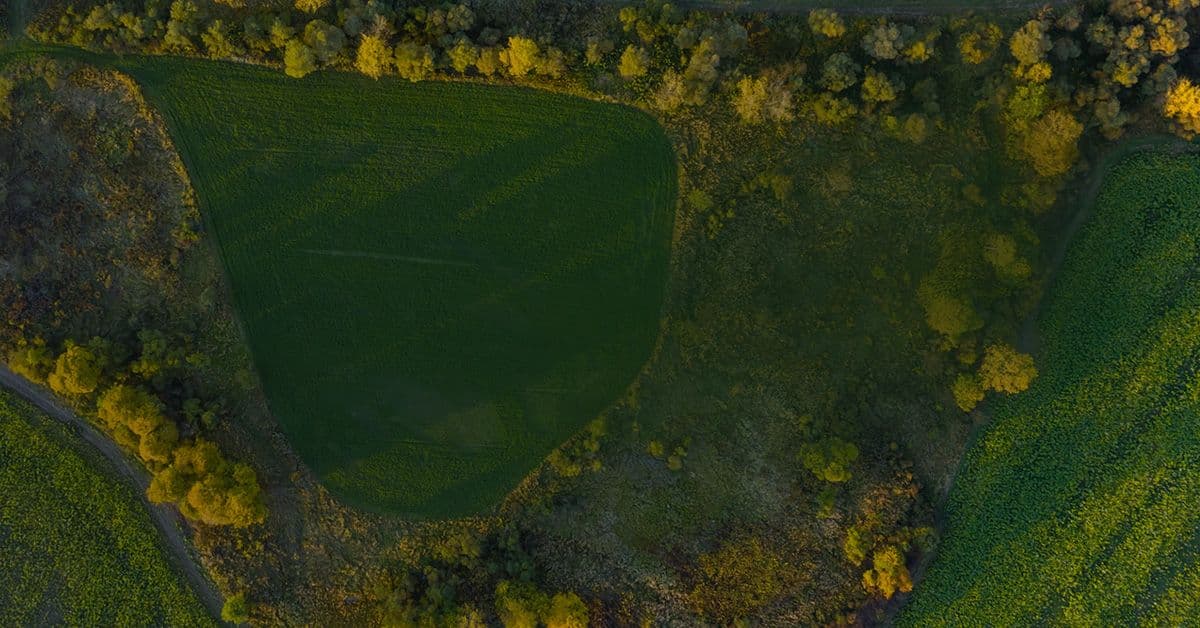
[0,0,1198,624]
[0,389,211,626]
[0,57,266,529]
[903,149,1200,625]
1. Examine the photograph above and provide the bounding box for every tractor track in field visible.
[0,367,226,622]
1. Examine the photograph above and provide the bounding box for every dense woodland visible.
[2,0,1200,624]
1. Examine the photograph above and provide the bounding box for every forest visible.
[0,0,1198,624]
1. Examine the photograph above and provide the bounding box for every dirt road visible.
[0,366,225,622]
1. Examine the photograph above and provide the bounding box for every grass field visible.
[116,57,676,517]
[901,151,1200,624]
[0,390,211,626]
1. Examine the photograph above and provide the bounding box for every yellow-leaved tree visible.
[1023,109,1083,177]
[1165,78,1200,136]
[356,34,392,79]
[978,343,1037,394]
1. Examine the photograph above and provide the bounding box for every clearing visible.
[901,149,1200,624]
[119,56,677,517]
[0,388,211,626]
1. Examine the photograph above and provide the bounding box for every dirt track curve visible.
[0,366,226,622]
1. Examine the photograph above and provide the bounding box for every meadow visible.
[0,390,211,626]
[116,56,677,517]
[901,150,1200,624]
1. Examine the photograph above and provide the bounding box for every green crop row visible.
[902,151,1200,624]
[0,390,211,626]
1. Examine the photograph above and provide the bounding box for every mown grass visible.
[0,390,211,626]
[902,151,1200,624]
[116,57,676,517]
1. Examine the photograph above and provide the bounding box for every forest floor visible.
[0,366,225,620]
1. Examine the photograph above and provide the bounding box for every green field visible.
[118,57,676,517]
[0,390,211,626]
[902,151,1200,624]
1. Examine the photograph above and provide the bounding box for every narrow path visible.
[6,0,30,41]
[0,366,226,622]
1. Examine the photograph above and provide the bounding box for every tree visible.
[446,4,475,33]
[821,52,861,92]
[1009,19,1050,67]
[811,92,857,126]
[543,592,588,628]
[584,37,613,65]
[475,47,502,76]
[221,592,250,624]
[808,9,845,39]
[983,233,1030,282]
[919,290,983,343]
[148,439,267,527]
[501,36,540,78]
[283,39,317,78]
[952,373,985,412]
[294,0,329,13]
[536,47,568,79]
[7,339,53,383]
[1023,110,1082,177]
[47,341,102,395]
[162,0,202,53]
[861,545,913,599]
[139,423,179,464]
[959,23,1003,64]
[394,42,434,81]
[356,34,392,79]
[494,581,546,628]
[733,76,769,124]
[861,69,899,104]
[617,45,649,80]
[862,21,904,60]
[1165,78,1200,136]
[201,20,241,59]
[799,437,859,482]
[97,385,179,465]
[447,37,479,74]
[302,19,345,62]
[978,343,1037,394]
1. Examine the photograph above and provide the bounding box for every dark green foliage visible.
[904,151,1200,624]
[220,593,249,624]
[112,56,676,517]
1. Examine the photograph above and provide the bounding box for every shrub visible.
[47,341,103,396]
[977,343,1037,394]
[690,538,784,622]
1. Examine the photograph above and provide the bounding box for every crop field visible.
[117,56,676,517]
[0,390,210,626]
[902,151,1200,624]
